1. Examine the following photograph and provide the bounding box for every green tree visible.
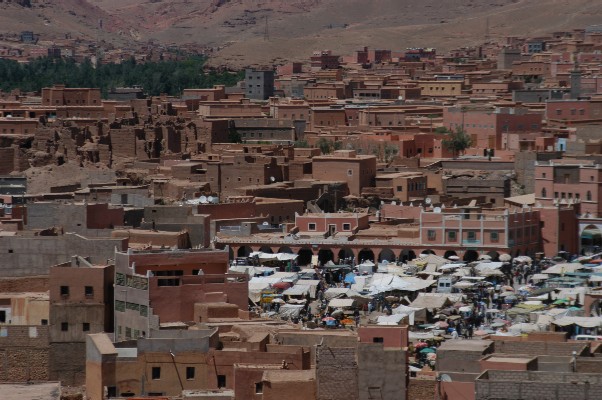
[293,139,309,148]
[442,127,473,159]
[228,128,242,143]
[316,137,332,154]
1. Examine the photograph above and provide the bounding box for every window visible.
[217,375,226,388]
[587,191,592,201]
[60,286,69,297]
[467,231,476,241]
[541,188,547,198]
[396,186,403,192]
[347,169,353,176]
[41,319,48,325]
[85,286,94,298]
[186,367,195,380]
[491,232,499,242]
[373,337,384,343]
[555,109,562,116]
[61,322,68,331]
[107,387,117,397]
[152,367,161,380]
[0,310,5,323]
[255,382,263,394]
[83,323,90,332]
[125,327,132,339]
[448,231,457,241]
[308,223,316,231]
[427,230,436,240]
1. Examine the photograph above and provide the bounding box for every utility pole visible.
[264,16,269,41]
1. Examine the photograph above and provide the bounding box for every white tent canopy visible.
[328,298,356,308]
[552,316,602,328]
[250,251,298,261]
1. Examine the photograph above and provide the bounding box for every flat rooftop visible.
[1,382,61,400]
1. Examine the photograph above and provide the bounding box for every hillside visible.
[1,0,602,66]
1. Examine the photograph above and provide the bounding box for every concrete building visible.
[312,150,376,196]
[245,69,275,101]
[48,256,114,385]
[420,206,541,260]
[86,328,312,399]
[534,159,602,254]
[113,248,248,341]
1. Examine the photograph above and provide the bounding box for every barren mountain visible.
[2,0,602,66]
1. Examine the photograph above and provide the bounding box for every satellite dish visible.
[207,196,214,203]
[199,195,208,204]
[391,201,396,205]
[434,207,442,213]
[262,221,269,226]
[425,197,432,205]
[439,374,452,382]
[270,176,276,182]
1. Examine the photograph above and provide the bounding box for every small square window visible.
[186,367,195,380]
[427,230,436,240]
[342,223,351,231]
[152,367,161,380]
[255,382,263,394]
[60,286,69,296]
[308,223,316,231]
[61,322,68,331]
[82,323,90,332]
[490,232,499,242]
[85,286,94,298]
[347,169,353,176]
[373,337,384,343]
[448,231,457,241]
[467,231,476,241]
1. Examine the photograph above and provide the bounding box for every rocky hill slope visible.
[1,0,602,66]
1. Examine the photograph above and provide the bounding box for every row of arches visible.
[232,245,532,265]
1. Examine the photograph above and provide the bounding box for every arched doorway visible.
[581,225,602,255]
[297,248,313,266]
[278,246,293,254]
[338,248,354,264]
[259,246,273,253]
[421,249,436,256]
[378,248,396,262]
[444,250,458,259]
[318,248,335,264]
[400,249,416,263]
[237,246,253,258]
[463,250,479,262]
[487,251,500,261]
[358,248,375,263]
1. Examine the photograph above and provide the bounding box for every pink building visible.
[295,212,370,235]
[420,206,541,259]
[443,106,543,150]
[534,159,602,254]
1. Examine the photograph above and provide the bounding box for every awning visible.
[282,285,310,296]
[552,317,602,328]
[324,288,350,300]
[581,229,602,239]
[328,298,356,308]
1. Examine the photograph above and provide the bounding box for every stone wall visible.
[316,346,358,400]
[0,325,49,381]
